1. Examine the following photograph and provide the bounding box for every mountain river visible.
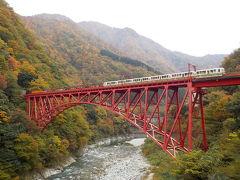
[47,138,151,180]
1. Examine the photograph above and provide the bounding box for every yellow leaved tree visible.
[28,78,50,90]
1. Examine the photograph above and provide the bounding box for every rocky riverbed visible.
[47,138,150,180]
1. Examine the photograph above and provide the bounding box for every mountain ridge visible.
[24,14,227,73]
[22,14,156,85]
[79,21,227,72]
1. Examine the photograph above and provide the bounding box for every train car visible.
[103,68,225,87]
[195,68,225,77]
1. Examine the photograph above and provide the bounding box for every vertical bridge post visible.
[26,79,210,158]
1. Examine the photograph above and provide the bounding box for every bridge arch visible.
[26,81,210,158]
[40,102,145,131]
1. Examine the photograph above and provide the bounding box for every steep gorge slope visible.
[22,14,155,84]
[79,21,227,73]
[0,2,156,178]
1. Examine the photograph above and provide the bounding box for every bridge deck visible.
[25,73,240,158]
[25,74,240,97]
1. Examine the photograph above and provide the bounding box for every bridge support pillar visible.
[25,80,210,157]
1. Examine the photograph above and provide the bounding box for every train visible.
[103,68,225,86]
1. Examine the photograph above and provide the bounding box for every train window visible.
[151,76,159,80]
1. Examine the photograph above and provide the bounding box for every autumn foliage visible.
[0,0,139,179]
[142,49,240,180]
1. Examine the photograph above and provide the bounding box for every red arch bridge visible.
[25,74,240,158]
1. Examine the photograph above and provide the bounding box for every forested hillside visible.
[79,21,227,73]
[142,48,240,180]
[0,1,156,179]
[22,14,155,84]
[1,0,238,179]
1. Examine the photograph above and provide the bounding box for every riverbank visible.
[23,134,147,180]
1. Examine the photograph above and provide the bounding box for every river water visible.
[47,138,150,180]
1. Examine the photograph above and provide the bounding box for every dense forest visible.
[0,0,239,179]
[22,14,155,85]
[100,49,160,74]
[0,0,155,179]
[142,48,240,180]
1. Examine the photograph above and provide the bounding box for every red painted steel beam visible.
[25,74,240,158]
[193,75,240,87]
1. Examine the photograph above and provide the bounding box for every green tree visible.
[227,92,240,119]
[14,133,41,171]
[4,75,22,105]
[205,91,232,139]
[222,48,240,73]
[17,72,38,88]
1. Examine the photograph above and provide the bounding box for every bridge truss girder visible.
[26,81,208,158]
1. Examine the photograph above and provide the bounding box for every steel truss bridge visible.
[25,74,240,158]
